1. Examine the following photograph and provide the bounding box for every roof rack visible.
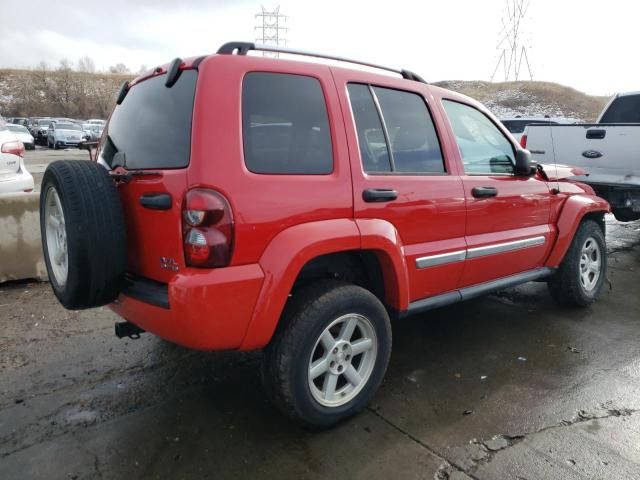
[217,42,427,84]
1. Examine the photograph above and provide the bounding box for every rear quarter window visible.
[242,72,333,175]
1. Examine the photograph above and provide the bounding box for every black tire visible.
[40,160,127,309]
[613,208,640,223]
[262,280,392,429]
[548,219,607,307]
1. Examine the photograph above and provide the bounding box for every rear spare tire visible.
[40,160,126,309]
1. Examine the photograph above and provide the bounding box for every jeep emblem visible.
[160,257,179,271]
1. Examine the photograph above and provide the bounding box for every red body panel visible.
[110,264,264,350]
[239,219,360,350]
[106,54,610,351]
[545,194,610,267]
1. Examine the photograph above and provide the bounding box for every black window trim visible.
[442,98,517,177]
[348,82,448,176]
[241,70,335,176]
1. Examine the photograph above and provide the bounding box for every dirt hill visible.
[435,80,610,122]
[0,68,611,123]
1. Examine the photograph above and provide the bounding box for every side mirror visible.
[514,149,535,177]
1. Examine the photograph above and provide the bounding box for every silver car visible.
[47,122,84,149]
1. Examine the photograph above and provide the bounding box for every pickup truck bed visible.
[523,91,640,221]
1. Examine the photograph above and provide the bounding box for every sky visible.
[0,0,637,96]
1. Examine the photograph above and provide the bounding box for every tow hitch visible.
[115,321,145,339]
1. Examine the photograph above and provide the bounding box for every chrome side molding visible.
[415,235,546,269]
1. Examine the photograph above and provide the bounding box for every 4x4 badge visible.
[160,257,179,271]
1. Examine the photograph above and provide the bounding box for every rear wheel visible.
[548,220,607,307]
[262,281,391,428]
[40,160,127,309]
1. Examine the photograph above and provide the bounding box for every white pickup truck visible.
[522,91,640,221]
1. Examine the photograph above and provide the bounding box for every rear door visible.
[333,70,466,302]
[440,99,553,287]
[97,69,197,283]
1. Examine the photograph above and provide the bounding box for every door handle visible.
[472,186,498,198]
[586,129,606,140]
[363,188,398,203]
[139,193,172,210]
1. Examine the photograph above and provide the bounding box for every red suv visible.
[40,42,610,428]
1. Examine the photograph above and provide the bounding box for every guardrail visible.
[0,192,47,283]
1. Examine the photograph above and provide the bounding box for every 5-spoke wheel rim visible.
[44,186,68,287]
[308,313,378,408]
[580,236,601,292]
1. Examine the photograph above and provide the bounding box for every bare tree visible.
[77,56,96,73]
[137,64,148,74]
[109,63,130,74]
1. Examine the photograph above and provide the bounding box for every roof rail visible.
[217,41,427,84]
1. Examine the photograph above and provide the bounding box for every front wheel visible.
[548,219,607,307]
[262,281,392,428]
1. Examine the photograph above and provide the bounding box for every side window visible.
[347,84,392,172]
[442,100,515,175]
[347,83,445,174]
[242,72,333,174]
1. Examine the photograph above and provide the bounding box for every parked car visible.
[47,121,84,149]
[6,123,35,150]
[30,118,52,145]
[522,91,640,221]
[39,42,610,428]
[500,117,578,144]
[0,125,34,194]
[85,118,106,125]
[82,123,104,141]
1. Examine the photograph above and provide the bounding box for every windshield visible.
[100,69,197,169]
[7,124,29,133]
[600,94,640,123]
[57,123,82,131]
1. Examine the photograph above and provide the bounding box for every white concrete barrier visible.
[0,192,48,283]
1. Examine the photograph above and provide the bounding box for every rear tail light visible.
[1,140,25,157]
[182,188,234,268]
[520,134,527,149]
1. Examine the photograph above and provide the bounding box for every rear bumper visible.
[109,264,265,350]
[0,170,35,194]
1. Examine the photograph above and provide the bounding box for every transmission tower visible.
[491,0,533,82]
[255,5,287,57]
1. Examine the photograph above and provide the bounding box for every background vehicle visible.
[6,123,35,149]
[82,123,104,141]
[500,117,577,144]
[40,42,609,428]
[0,125,34,193]
[47,121,84,149]
[30,118,52,145]
[523,91,640,221]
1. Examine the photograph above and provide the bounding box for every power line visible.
[491,0,533,82]
[255,5,288,57]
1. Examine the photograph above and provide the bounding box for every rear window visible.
[501,120,557,133]
[242,72,333,174]
[100,70,197,169]
[600,94,640,123]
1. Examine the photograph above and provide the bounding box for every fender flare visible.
[545,194,610,267]
[238,218,409,350]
